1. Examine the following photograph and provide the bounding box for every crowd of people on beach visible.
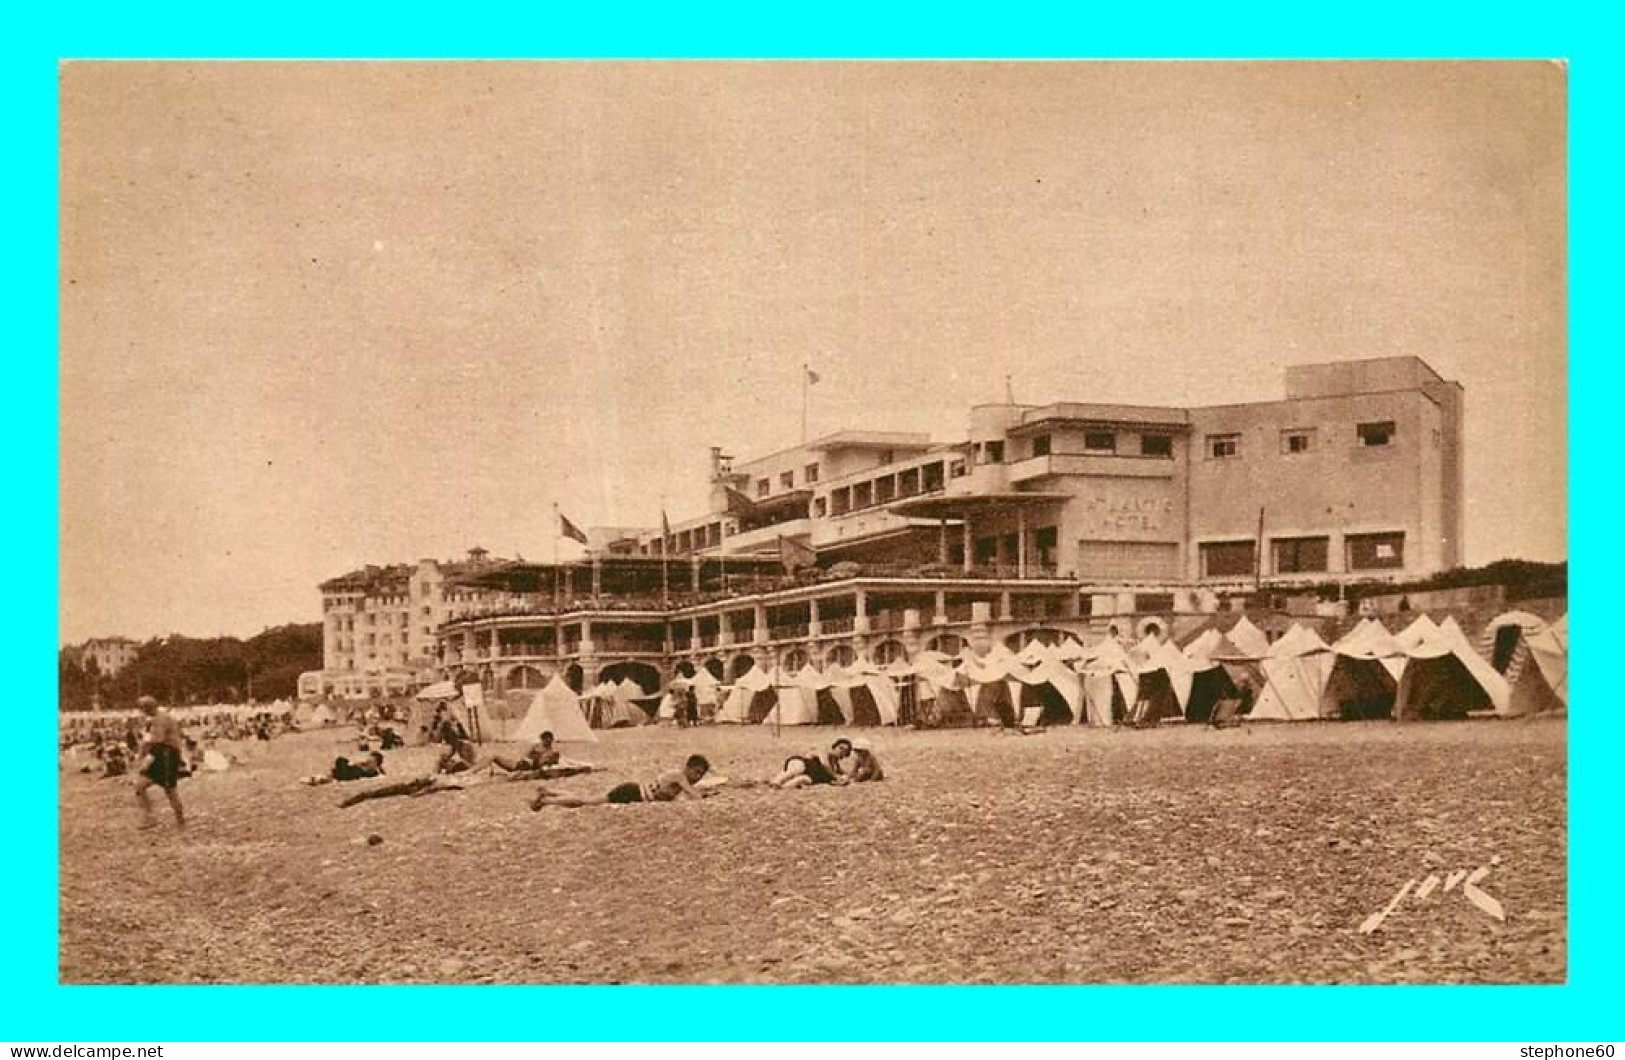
[65,690,892,832]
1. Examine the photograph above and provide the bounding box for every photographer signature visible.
[1359,862,1505,934]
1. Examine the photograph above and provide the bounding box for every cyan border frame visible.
[11,4,1608,1041]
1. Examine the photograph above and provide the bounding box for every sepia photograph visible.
[57,60,1566,986]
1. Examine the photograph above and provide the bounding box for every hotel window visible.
[1357,421,1395,447]
[1083,431,1116,454]
[1207,433,1240,459]
[974,536,999,564]
[780,470,795,490]
[1347,531,1405,571]
[1273,536,1330,574]
[813,497,828,518]
[1141,434,1173,458]
[853,481,874,508]
[1200,540,1257,578]
[805,463,820,484]
[985,440,1005,463]
[946,460,965,480]
[1282,429,1315,455]
[756,478,770,498]
[1031,434,1052,457]
[831,488,851,516]
[1035,526,1059,568]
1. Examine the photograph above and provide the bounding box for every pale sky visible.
[59,61,1566,644]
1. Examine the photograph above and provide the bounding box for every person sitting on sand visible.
[530,754,714,810]
[492,731,561,774]
[842,739,885,783]
[769,742,843,789]
[437,737,478,775]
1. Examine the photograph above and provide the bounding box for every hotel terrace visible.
[304,356,1464,700]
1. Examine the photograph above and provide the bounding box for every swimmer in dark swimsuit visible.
[531,755,713,810]
[133,695,186,830]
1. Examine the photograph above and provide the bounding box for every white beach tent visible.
[1319,619,1406,719]
[512,676,598,744]
[1225,616,1272,659]
[1249,623,1335,722]
[1076,636,1137,727]
[1394,617,1510,719]
[1480,611,1567,716]
[1524,613,1569,708]
[717,664,774,724]
[760,666,821,726]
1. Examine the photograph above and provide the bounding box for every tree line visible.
[59,623,322,712]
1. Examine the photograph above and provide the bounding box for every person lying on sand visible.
[490,731,597,781]
[530,754,715,810]
[492,731,561,774]
[301,752,385,786]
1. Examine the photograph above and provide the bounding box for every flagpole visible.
[551,502,559,567]
[801,362,808,445]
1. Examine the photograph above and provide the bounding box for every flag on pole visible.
[560,513,589,545]
[806,367,821,386]
[778,535,818,573]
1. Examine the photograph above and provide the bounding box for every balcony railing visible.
[769,623,809,641]
[820,616,856,635]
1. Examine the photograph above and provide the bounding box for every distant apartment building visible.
[417,356,1465,702]
[75,637,138,678]
[299,548,512,699]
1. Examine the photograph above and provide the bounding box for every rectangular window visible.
[1207,433,1240,459]
[1273,536,1330,574]
[1200,540,1257,578]
[804,463,820,484]
[1135,593,1175,613]
[813,497,828,518]
[899,467,920,495]
[780,470,795,490]
[974,537,999,564]
[853,481,874,508]
[756,478,771,497]
[984,441,1005,463]
[1282,429,1314,454]
[1347,531,1405,570]
[831,488,850,516]
[946,460,965,480]
[1358,421,1395,447]
[1031,434,1052,457]
[1083,431,1116,453]
[1141,434,1173,458]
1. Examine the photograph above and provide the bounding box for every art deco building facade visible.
[394,356,1464,703]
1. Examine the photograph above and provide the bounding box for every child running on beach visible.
[530,754,714,810]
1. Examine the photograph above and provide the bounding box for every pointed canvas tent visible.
[1130,640,1195,724]
[1013,654,1083,725]
[1394,614,1442,652]
[1249,624,1335,722]
[1320,621,1404,719]
[717,664,776,724]
[416,680,460,701]
[1394,618,1510,719]
[1076,636,1137,726]
[1226,616,1272,659]
[911,652,976,728]
[690,667,722,709]
[307,703,337,726]
[512,676,598,743]
[1181,635,1246,723]
[760,666,821,726]
[1055,637,1087,662]
[1480,611,1567,717]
